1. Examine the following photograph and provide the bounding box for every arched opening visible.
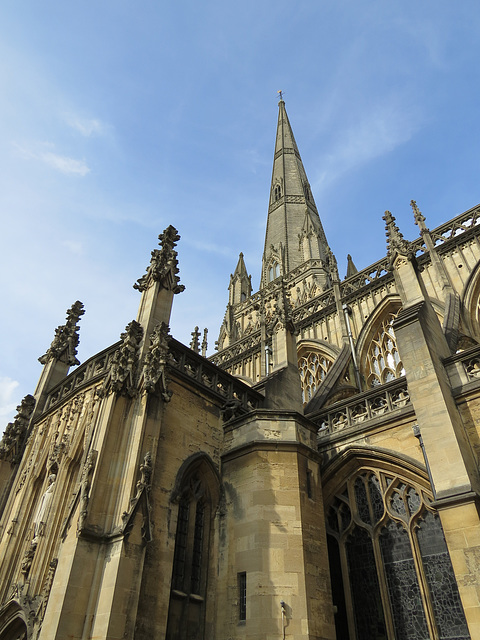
[0,603,28,640]
[324,455,470,640]
[166,455,220,640]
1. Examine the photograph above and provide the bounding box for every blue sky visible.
[1,1,480,424]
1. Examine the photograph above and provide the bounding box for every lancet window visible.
[366,312,405,386]
[273,184,282,201]
[298,350,333,404]
[268,261,280,282]
[326,470,469,640]
[166,471,214,640]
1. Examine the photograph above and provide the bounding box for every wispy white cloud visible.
[314,100,422,192]
[41,151,90,175]
[13,142,90,176]
[65,115,106,137]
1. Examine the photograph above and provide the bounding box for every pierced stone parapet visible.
[313,378,411,438]
[169,338,263,417]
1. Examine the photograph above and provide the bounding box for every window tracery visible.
[326,470,469,640]
[366,312,405,387]
[298,350,333,404]
[268,261,280,282]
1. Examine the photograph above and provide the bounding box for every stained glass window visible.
[325,470,470,640]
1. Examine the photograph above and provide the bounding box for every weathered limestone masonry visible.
[2,98,480,639]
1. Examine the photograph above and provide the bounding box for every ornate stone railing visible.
[416,204,480,255]
[43,342,120,413]
[168,339,263,414]
[312,377,411,437]
[444,344,480,391]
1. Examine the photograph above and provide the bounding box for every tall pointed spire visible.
[261,98,329,288]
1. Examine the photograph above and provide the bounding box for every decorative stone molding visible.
[134,225,185,294]
[0,395,36,463]
[101,321,143,397]
[77,450,97,533]
[142,322,172,400]
[39,301,85,366]
[122,451,153,542]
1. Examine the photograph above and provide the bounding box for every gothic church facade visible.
[1,100,480,639]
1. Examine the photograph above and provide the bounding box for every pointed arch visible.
[166,454,221,640]
[0,601,28,640]
[322,447,469,640]
[297,340,340,404]
[356,296,405,387]
[461,259,480,343]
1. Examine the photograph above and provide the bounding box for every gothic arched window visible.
[326,470,469,640]
[366,312,405,387]
[273,184,282,201]
[298,350,333,404]
[268,262,280,282]
[166,461,219,640]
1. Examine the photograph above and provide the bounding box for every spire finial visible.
[411,200,428,233]
[277,90,284,102]
[383,211,413,269]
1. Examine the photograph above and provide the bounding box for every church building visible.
[0,99,479,640]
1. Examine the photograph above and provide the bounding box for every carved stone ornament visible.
[383,210,415,270]
[77,450,97,533]
[325,246,339,281]
[142,322,172,400]
[190,326,200,353]
[134,225,185,294]
[411,199,428,233]
[0,394,35,463]
[101,320,143,397]
[21,541,37,577]
[121,451,153,542]
[39,301,85,366]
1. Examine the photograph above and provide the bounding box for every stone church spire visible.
[261,98,329,288]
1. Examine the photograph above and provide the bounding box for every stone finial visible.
[325,246,339,281]
[190,327,201,353]
[0,394,36,463]
[142,322,172,400]
[201,329,208,357]
[39,301,85,366]
[134,225,185,294]
[383,210,414,269]
[102,321,144,397]
[411,200,428,233]
[346,254,358,278]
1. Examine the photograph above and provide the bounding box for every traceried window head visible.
[366,312,405,387]
[325,470,470,640]
[298,350,333,404]
[274,184,282,201]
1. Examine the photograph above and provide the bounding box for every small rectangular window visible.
[238,572,246,621]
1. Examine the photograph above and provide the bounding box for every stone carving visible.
[384,210,414,270]
[39,301,85,366]
[190,326,201,353]
[0,394,35,463]
[77,450,97,533]
[102,321,143,397]
[33,475,57,541]
[122,451,153,542]
[21,541,37,577]
[201,328,208,357]
[36,558,58,627]
[411,200,428,232]
[134,225,185,294]
[142,322,172,400]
